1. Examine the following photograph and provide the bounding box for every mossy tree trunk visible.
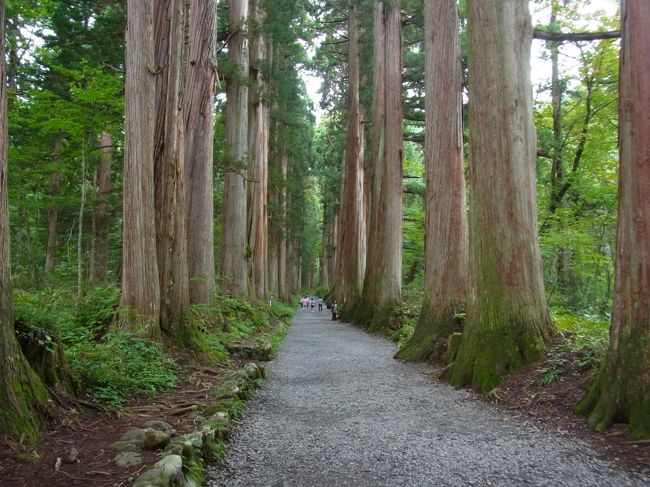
[247,0,269,302]
[577,0,650,438]
[336,1,366,316]
[184,0,217,305]
[154,0,190,334]
[447,0,554,392]
[222,0,249,298]
[0,4,49,441]
[396,0,468,362]
[359,0,402,332]
[120,0,161,340]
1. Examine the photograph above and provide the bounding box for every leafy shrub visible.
[553,311,610,358]
[75,284,120,334]
[68,331,177,406]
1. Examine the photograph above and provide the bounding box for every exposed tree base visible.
[367,301,403,334]
[15,321,78,395]
[446,318,551,393]
[173,316,229,366]
[577,356,650,439]
[0,352,49,443]
[395,308,463,363]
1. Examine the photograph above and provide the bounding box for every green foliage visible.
[69,331,177,406]
[554,311,610,358]
[537,358,569,386]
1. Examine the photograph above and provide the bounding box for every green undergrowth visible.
[12,285,295,407]
[553,310,610,364]
[389,274,424,348]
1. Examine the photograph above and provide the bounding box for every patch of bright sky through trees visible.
[301,0,619,124]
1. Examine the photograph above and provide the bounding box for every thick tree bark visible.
[359,0,403,332]
[184,0,217,304]
[577,0,650,438]
[277,152,289,301]
[44,168,61,274]
[92,132,112,282]
[120,0,161,339]
[0,3,48,442]
[154,0,190,334]
[336,1,365,316]
[447,0,554,392]
[222,0,249,298]
[247,0,269,301]
[397,0,468,362]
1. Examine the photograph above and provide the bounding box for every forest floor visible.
[1,312,649,486]
[0,349,240,487]
[208,310,649,486]
[487,334,650,475]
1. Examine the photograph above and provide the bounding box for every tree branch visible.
[533,29,620,42]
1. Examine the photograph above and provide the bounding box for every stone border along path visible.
[206,308,648,487]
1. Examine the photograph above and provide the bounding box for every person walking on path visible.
[310,298,315,312]
[318,297,323,311]
[331,302,338,320]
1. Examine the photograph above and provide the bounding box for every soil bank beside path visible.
[206,309,647,487]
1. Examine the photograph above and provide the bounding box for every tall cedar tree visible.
[0,2,49,441]
[185,0,218,304]
[447,0,555,392]
[222,0,250,298]
[358,0,403,331]
[335,1,366,315]
[577,0,650,438]
[92,132,112,282]
[153,0,190,333]
[396,0,468,362]
[247,0,270,301]
[120,1,161,339]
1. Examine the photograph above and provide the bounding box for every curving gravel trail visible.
[206,309,647,487]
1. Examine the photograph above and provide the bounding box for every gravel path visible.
[206,309,647,487]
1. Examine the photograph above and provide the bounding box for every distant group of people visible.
[299,295,338,320]
[301,296,323,312]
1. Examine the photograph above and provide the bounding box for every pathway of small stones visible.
[206,309,648,487]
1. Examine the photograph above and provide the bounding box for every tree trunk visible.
[577,0,650,438]
[0,3,48,441]
[447,0,554,392]
[320,204,331,289]
[267,105,279,299]
[92,132,112,282]
[360,0,403,332]
[120,0,161,340]
[247,0,269,301]
[154,0,190,334]
[396,0,468,362]
[184,0,217,304]
[336,1,365,316]
[44,169,61,274]
[277,152,289,301]
[77,141,87,298]
[222,0,249,298]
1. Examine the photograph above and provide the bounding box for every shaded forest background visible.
[2,0,641,443]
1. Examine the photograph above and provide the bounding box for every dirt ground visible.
[0,350,236,487]
[483,335,650,475]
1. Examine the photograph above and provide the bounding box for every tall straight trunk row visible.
[121,0,218,338]
[335,1,366,315]
[353,0,403,331]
